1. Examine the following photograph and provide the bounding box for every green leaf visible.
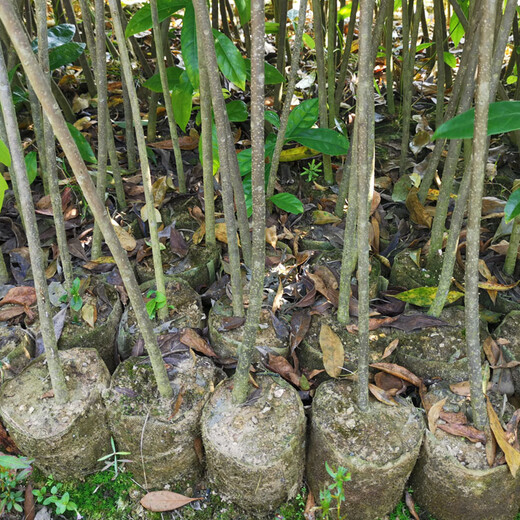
[505,189,520,223]
[143,66,183,92]
[0,139,11,167]
[244,59,285,85]
[213,30,247,90]
[265,22,280,34]
[270,193,304,214]
[393,286,464,307]
[443,51,457,69]
[264,110,280,128]
[433,101,520,140]
[392,175,413,202]
[449,0,468,47]
[66,123,97,164]
[416,42,435,52]
[31,24,76,52]
[290,128,350,155]
[125,0,187,37]
[181,2,199,90]
[235,0,251,25]
[0,455,32,471]
[49,41,86,70]
[171,71,193,132]
[237,133,276,177]
[285,98,319,138]
[25,151,38,184]
[303,33,315,49]
[226,100,248,122]
[506,75,518,85]
[12,86,28,107]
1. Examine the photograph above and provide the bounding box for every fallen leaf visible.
[272,281,284,313]
[319,324,344,378]
[265,226,278,249]
[180,328,217,357]
[170,228,189,257]
[0,287,36,307]
[267,354,301,386]
[304,489,316,520]
[374,371,405,391]
[405,489,420,520]
[386,313,449,332]
[39,390,55,399]
[218,316,246,331]
[478,280,519,291]
[314,266,338,290]
[111,219,137,252]
[290,310,312,352]
[482,336,500,365]
[487,398,520,477]
[307,272,339,307]
[24,483,35,520]
[439,411,468,424]
[381,339,399,360]
[140,491,201,512]
[81,303,97,328]
[312,210,342,225]
[152,176,168,207]
[406,187,433,228]
[192,222,206,244]
[369,384,398,406]
[428,397,447,434]
[450,381,472,397]
[369,363,422,387]
[437,423,487,444]
[168,386,184,419]
[193,437,204,464]
[0,306,25,321]
[393,287,463,307]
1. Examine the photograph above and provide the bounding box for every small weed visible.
[318,463,351,520]
[33,475,80,518]
[301,159,322,183]
[60,277,83,314]
[97,437,132,479]
[145,290,173,320]
[0,455,32,515]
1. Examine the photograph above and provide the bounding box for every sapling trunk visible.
[274,0,288,111]
[504,215,520,276]
[35,0,74,291]
[398,0,422,176]
[326,0,336,130]
[353,0,375,412]
[465,0,496,430]
[370,0,392,64]
[0,0,174,400]
[0,48,69,404]
[192,0,245,316]
[150,0,186,193]
[334,0,358,114]
[211,0,218,30]
[107,0,169,321]
[121,75,137,172]
[384,0,395,114]
[196,19,216,248]
[433,0,445,128]
[266,0,308,202]
[312,0,333,185]
[232,0,265,404]
[91,0,110,260]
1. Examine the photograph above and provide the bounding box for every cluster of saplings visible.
[0,0,519,518]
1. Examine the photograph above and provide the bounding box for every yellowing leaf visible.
[312,211,342,225]
[428,397,447,434]
[140,491,201,512]
[214,223,240,246]
[111,219,137,251]
[381,339,399,360]
[392,286,463,307]
[73,116,92,131]
[192,223,206,245]
[265,225,278,249]
[81,303,97,328]
[279,146,319,162]
[406,187,433,228]
[140,205,162,224]
[152,176,169,206]
[319,324,344,378]
[478,280,519,291]
[487,398,520,477]
[369,384,398,406]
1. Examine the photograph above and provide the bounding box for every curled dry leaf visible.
[265,225,278,249]
[267,354,301,387]
[218,316,246,331]
[439,411,468,424]
[319,324,344,378]
[437,423,487,444]
[368,384,398,406]
[81,303,97,328]
[381,339,399,360]
[482,336,500,365]
[290,310,312,352]
[304,489,316,520]
[140,491,201,512]
[170,228,189,257]
[405,489,420,520]
[272,281,284,313]
[487,398,520,477]
[0,286,36,307]
[312,210,341,225]
[0,306,26,321]
[374,371,405,392]
[427,397,447,434]
[111,219,137,252]
[369,362,422,387]
[179,328,217,357]
[313,265,338,290]
[307,272,339,307]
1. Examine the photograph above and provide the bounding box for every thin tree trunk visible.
[434,0,445,128]
[0,47,69,404]
[384,0,395,114]
[274,0,288,111]
[233,0,265,404]
[0,0,174,400]
[326,0,336,128]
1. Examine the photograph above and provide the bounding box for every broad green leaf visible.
[270,193,304,214]
[433,101,520,140]
[443,52,457,69]
[226,100,248,122]
[49,42,86,70]
[31,24,75,52]
[66,123,97,164]
[213,30,246,90]
[303,33,315,49]
[0,455,32,470]
[265,22,280,34]
[244,59,285,85]
[0,173,8,212]
[416,42,435,52]
[143,66,183,92]
[125,0,187,37]
[449,0,469,47]
[237,134,276,177]
[0,139,11,167]
[290,128,350,155]
[264,110,280,128]
[505,189,520,223]
[181,2,199,90]
[393,286,464,307]
[8,63,21,83]
[171,71,193,132]
[12,86,28,107]
[506,75,518,85]
[286,98,319,138]
[235,0,251,25]
[25,151,38,184]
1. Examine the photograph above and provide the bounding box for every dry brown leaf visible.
[290,310,311,352]
[314,266,338,290]
[369,362,422,387]
[439,411,468,424]
[381,339,399,360]
[449,381,471,397]
[192,223,206,245]
[483,336,500,365]
[168,386,184,419]
[193,437,204,464]
[405,489,420,520]
[272,281,284,313]
[312,210,341,225]
[81,303,97,328]
[307,272,339,307]
[39,390,55,399]
[374,371,405,391]
[319,324,344,378]
[369,384,398,406]
[180,328,217,357]
[0,306,26,321]
[406,187,433,228]
[0,287,36,307]
[140,491,201,512]
[111,219,136,251]
[24,483,35,520]
[265,226,278,249]
[427,397,447,434]
[437,423,487,443]
[304,489,316,520]
[487,398,520,477]
[267,354,301,386]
